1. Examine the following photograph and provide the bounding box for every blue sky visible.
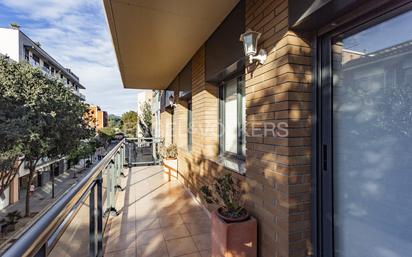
[0,0,141,116]
[344,9,412,54]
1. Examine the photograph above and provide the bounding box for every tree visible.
[98,127,116,144]
[108,114,122,131]
[0,57,27,196]
[67,140,97,179]
[121,111,138,137]
[0,56,92,216]
[139,100,152,137]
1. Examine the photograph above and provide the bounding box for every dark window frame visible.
[32,54,40,65]
[219,75,245,160]
[314,3,412,257]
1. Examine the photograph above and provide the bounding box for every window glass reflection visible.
[333,9,412,257]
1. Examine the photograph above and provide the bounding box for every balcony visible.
[103,166,211,257]
[71,89,86,101]
[0,138,211,257]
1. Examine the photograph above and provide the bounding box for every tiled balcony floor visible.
[104,166,211,257]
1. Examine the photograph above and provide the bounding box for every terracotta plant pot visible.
[211,210,257,257]
[163,157,178,181]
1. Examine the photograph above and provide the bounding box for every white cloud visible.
[1,0,141,115]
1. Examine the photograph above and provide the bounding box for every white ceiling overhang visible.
[103,0,240,90]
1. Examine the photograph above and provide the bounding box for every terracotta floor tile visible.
[192,233,211,251]
[166,237,198,257]
[179,253,201,257]
[179,204,204,215]
[106,223,136,237]
[104,232,136,253]
[139,240,168,257]
[162,224,190,240]
[104,247,138,257]
[137,217,161,231]
[181,211,209,224]
[157,206,181,216]
[185,222,211,236]
[104,166,212,257]
[136,228,164,245]
[199,250,211,257]
[159,214,184,228]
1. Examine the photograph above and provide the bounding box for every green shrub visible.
[200,174,246,219]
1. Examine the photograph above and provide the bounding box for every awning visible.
[103,0,239,90]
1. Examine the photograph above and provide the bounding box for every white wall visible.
[0,28,20,61]
[0,188,10,210]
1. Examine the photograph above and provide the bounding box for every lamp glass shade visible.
[240,30,261,56]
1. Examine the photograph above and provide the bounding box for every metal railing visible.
[125,137,163,166]
[1,139,126,257]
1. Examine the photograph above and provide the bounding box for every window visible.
[24,49,29,61]
[32,54,40,65]
[320,8,412,257]
[187,101,192,151]
[220,76,245,159]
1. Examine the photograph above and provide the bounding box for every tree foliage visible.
[0,55,93,216]
[68,141,97,166]
[139,100,152,137]
[108,114,122,131]
[121,111,137,137]
[98,127,116,143]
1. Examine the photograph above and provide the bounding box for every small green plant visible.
[200,174,247,219]
[160,143,178,159]
[0,211,22,226]
[10,22,20,29]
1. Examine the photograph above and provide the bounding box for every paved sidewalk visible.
[0,159,98,249]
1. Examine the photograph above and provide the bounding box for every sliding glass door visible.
[320,7,412,257]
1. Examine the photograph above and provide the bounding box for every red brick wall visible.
[244,0,312,256]
[161,0,313,255]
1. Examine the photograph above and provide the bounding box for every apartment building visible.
[0,26,86,101]
[0,26,86,210]
[104,0,412,256]
[87,105,109,131]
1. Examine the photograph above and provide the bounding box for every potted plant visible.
[201,174,257,257]
[0,211,22,234]
[160,143,178,181]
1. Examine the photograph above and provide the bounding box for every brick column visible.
[191,46,220,161]
[244,0,312,256]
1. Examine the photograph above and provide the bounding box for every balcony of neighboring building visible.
[71,88,86,101]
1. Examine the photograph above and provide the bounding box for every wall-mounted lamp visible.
[240,29,267,65]
[168,94,176,107]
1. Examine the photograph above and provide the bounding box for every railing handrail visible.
[2,139,126,257]
[125,137,163,140]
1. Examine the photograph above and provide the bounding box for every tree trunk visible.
[25,161,35,217]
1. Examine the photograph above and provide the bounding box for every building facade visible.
[104,0,412,256]
[87,105,109,131]
[0,26,86,101]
